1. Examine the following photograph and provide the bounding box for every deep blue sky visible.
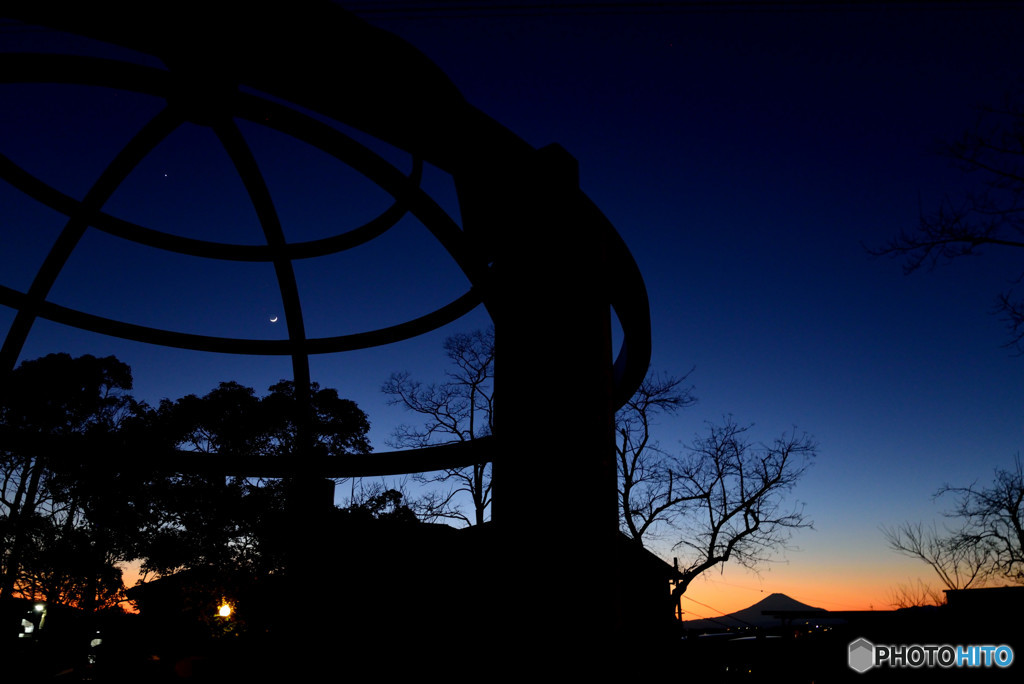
[3,1,1023,611]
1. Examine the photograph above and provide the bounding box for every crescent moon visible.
[269,315,279,323]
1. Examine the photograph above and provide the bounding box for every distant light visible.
[218,602,232,618]
[34,604,44,612]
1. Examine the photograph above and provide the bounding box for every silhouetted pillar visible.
[490,144,618,670]
[282,471,335,676]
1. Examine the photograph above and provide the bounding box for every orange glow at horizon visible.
[674,556,943,620]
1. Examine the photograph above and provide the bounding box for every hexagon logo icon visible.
[849,638,875,673]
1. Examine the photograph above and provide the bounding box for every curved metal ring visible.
[0,55,425,261]
[0,283,483,355]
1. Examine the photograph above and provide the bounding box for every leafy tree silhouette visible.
[0,353,152,609]
[141,379,371,579]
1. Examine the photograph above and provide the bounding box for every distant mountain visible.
[680,592,827,630]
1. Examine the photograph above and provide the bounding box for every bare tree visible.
[615,370,816,601]
[616,371,697,545]
[888,578,947,609]
[382,327,494,525]
[667,419,817,601]
[385,336,815,600]
[938,456,1024,585]
[870,92,1024,350]
[882,457,1023,593]
[881,521,991,591]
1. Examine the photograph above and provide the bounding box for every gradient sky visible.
[3,2,1024,616]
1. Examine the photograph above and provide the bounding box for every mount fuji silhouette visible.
[681,592,826,630]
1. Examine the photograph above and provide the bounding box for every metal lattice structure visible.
[0,1,650,474]
[1,0,653,665]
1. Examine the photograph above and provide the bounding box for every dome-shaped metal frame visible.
[0,0,651,475]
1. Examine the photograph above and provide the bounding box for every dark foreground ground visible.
[5,597,1020,682]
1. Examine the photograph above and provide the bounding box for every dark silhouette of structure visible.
[0,0,653,672]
